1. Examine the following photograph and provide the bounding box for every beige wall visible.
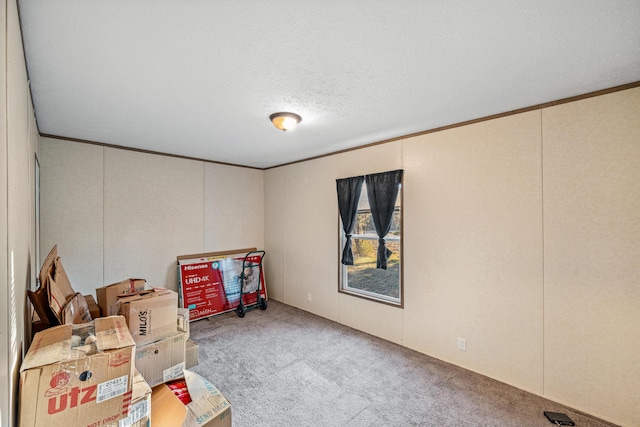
[1,0,40,425]
[103,149,204,289]
[403,110,544,392]
[0,0,7,419]
[542,89,640,424]
[264,87,640,426]
[39,141,104,293]
[39,138,265,295]
[204,163,264,252]
[264,142,405,341]
[1,0,8,423]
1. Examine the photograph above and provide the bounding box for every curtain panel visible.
[366,169,403,269]
[336,175,365,265]
[336,169,403,268]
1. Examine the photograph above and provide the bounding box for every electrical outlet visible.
[307,293,312,302]
[458,337,467,351]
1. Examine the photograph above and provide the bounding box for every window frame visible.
[337,181,404,308]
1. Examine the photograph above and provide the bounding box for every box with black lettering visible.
[18,316,136,427]
[116,288,178,346]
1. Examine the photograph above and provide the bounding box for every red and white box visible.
[19,316,136,427]
[177,249,267,321]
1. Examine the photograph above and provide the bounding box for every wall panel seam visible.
[539,108,545,396]
[102,146,105,285]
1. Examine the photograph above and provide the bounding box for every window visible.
[337,170,403,306]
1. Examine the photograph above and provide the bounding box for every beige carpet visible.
[189,300,618,427]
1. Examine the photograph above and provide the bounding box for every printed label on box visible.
[163,362,186,382]
[97,375,129,403]
[119,399,149,427]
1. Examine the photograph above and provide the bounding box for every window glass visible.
[340,181,402,305]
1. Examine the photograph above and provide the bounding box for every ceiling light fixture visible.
[270,112,302,132]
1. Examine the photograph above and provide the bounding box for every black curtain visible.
[336,175,364,265]
[366,169,403,269]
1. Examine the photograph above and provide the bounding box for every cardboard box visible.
[28,245,77,325]
[151,369,232,427]
[117,288,178,346]
[118,369,152,427]
[135,330,187,387]
[84,294,101,319]
[96,278,147,317]
[19,316,136,427]
[177,307,190,339]
[185,339,199,369]
[62,293,93,324]
[31,320,49,338]
[47,257,76,323]
[176,249,267,321]
[27,285,59,326]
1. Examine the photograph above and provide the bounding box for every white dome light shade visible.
[270,112,302,132]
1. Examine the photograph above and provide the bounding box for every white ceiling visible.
[18,1,640,169]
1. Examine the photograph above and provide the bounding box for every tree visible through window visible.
[337,171,402,306]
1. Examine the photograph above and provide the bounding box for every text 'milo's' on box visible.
[96,278,147,317]
[116,288,178,346]
[151,369,232,427]
[19,316,136,427]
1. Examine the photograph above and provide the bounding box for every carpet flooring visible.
[189,300,618,427]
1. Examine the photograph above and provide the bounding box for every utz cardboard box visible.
[118,369,152,427]
[117,288,178,346]
[185,339,199,369]
[135,330,187,387]
[19,316,136,427]
[151,369,231,427]
[97,278,147,317]
[31,320,49,339]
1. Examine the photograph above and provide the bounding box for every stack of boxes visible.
[20,246,229,427]
[18,316,150,427]
[95,280,201,387]
[96,278,147,316]
[27,245,93,331]
[116,287,187,387]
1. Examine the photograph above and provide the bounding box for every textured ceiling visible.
[18,1,640,169]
